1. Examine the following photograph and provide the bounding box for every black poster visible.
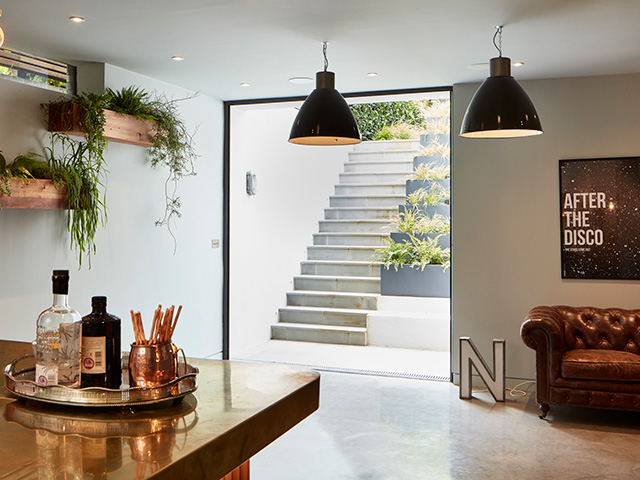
[560,157,640,279]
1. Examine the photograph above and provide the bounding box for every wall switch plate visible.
[211,239,220,248]
[246,171,257,195]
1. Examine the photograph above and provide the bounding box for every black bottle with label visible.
[81,296,122,388]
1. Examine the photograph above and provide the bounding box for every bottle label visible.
[58,322,81,386]
[82,336,106,374]
[35,364,58,386]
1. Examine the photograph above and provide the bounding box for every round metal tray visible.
[3,354,198,407]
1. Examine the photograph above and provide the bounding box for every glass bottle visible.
[81,296,122,388]
[35,270,82,387]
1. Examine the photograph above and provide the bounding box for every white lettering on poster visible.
[562,192,606,247]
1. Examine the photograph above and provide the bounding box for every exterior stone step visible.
[344,160,414,173]
[279,306,370,327]
[324,207,398,220]
[294,274,380,293]
[339,172,411,184]
[286,290,379,309]
[301,260,380,277]
[348,150,416,162]
[313,232,389,246]
[329,195,406,208]
[318,220,391,233]
[335,183,406,196]
[351,139,420,152]
[271,322,367,346]
[306,245,382,261]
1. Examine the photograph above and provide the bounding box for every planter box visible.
[48,103,156,147]
[390,232,450,248]
[399,204,450,217]
[420,133,450,147]
[406,178,450,196]
[381,264,450,298]
[0,178,68,209]
[413,155,450,169]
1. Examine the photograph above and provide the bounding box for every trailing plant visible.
[350,101,427,141]
[410,163,450,180]
[372,235,450,271]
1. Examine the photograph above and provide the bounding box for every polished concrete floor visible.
[252,371,640,480]
[234,340,450,380]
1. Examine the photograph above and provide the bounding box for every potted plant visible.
[406,163,450,195]
[399,185,450,218]
[373,236,450,298]
[389,211,450,248]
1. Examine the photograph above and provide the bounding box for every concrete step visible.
[319,220,391,233]
[307,245,382,261]
[301,260,381,277]
[348,150,416,162]
[329,194,406,208]
[339,172,411,184]
[287,290,379,309]
[279,306,371,327]
[294,274,380,293]
[324,207,398,220]
[343,160,413,173]
[351,139,420,152]
[271,322,367,346]
[335,183,406,196]
[313,232,389,246]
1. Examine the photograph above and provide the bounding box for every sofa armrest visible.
[521,306,569,403]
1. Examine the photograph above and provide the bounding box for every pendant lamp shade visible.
[460,57,543,139]
[289,71,361,145]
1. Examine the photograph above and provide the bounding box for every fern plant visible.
[372,235,450,271]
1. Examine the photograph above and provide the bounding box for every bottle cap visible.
[92,296,107,309]
[52,270,69,295]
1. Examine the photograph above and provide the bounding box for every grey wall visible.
[0,64,224,358]
[452,73,640,379]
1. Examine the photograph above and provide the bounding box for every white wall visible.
[0,64,224,359]
[452,73,640,380]
[229,103,350,355]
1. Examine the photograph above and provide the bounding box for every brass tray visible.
[3,354,198,407]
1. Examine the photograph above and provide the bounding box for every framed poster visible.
[560,157,640,279]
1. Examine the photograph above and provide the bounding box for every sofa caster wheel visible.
[539,404,550,419]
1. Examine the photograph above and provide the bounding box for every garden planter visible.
[381,264,450,298]
[0,178,68,209]
[399,204,450,217]
[413,155,449,170]
[420,133,450,148]
[406,178,450,196]
[48,103,156,147]
[390,232,450,248]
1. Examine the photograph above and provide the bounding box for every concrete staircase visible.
[271,139,420,345]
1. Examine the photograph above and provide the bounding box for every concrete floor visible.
[252,371,640,480]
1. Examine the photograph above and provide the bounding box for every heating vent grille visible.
[0,47,76,94]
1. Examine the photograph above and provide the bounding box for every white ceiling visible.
[2,0,640,101]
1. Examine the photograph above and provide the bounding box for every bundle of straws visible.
[130,305,182,345]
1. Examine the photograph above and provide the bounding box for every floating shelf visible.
[48,102,156,147]
[0,178,68,210]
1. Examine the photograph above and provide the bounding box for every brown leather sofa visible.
[521,305,640,418]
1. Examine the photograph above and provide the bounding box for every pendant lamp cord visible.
[493,25,503,57]
[322,42,329,72]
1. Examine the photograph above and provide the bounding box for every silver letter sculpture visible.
[459,337,505,402]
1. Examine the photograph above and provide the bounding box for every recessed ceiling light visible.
[367,72,378,77]
[69,16,85,23]
[172,56,184,61]
[240,83,250,87]
[288,77,313,84]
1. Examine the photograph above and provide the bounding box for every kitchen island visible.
[0,340,320,479]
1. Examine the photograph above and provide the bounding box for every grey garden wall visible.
[452,73,640,380]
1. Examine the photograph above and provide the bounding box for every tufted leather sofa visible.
[521,305,640,418]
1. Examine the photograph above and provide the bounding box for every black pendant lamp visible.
[289,43,361,145]
[460,26,542,139]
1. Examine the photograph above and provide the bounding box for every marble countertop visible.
[0,340,320,479]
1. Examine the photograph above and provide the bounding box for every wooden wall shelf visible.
[0,178,68,210]
[48,103,156,147]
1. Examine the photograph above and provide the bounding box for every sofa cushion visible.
[561,349,640,381]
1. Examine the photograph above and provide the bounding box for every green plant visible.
[391,208,450,234]
[350,101,427,141]
[420,139,450,157]
[372,235,450,271]
[104,86,155,120]
[406,184,450,206]
[409,163,450,180]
